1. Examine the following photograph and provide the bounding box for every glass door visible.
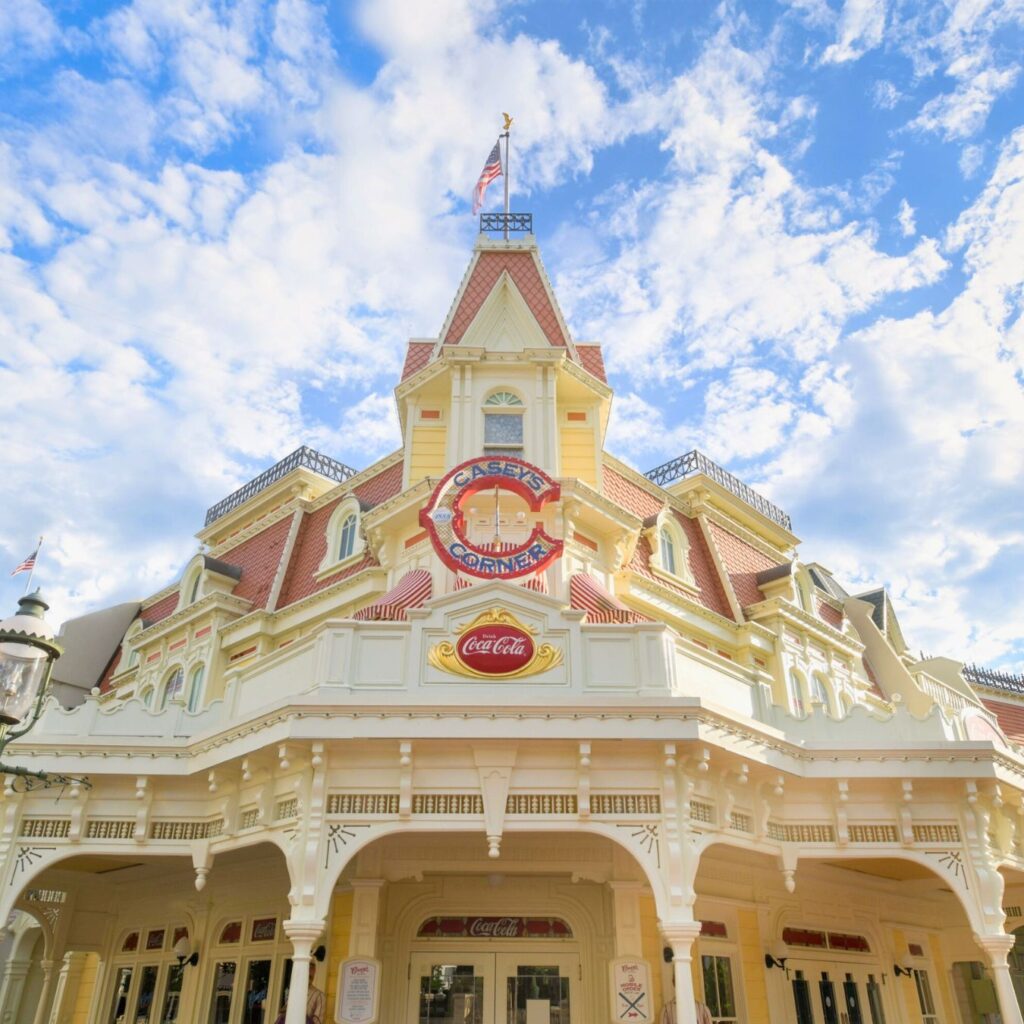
[408,954,494,1024]
[495,954,576,1024]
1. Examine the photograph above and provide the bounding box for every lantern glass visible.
[0,643,48,726]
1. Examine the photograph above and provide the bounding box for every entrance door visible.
[409,953,578,1024]
[410,954,493,1024]
[495,954,576,1024]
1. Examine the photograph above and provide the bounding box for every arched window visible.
[788,670,806,718]
[188,572,202,604]
[483,390,524,457]
[654,514,694,585]
[811,674,831,714]
[187,665,205,713]
[159,667,185,710]
[338,514,358,561]
[319,497,365,574]
[659,527,677,576]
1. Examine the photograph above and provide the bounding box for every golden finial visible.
[502,112,513,132]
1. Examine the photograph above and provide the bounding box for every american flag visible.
[472,140,503,214]
[10,546,38,577]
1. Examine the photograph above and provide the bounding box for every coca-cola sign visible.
[456,624,534,675]
[417,916,573,939]
[428,608,563,680]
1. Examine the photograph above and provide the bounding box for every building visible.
[3,220,1024,1024]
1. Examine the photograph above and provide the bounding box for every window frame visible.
[318,496,366,576]
[159,667,185,711]
[482,388,525,458]
[651,512,696,588]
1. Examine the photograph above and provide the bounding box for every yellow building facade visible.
[4,228,1024,1024]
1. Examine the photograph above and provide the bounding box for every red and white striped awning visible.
[354,569,433,621]
[569,573,649,624]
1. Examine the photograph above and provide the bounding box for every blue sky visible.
[1,0,1022,671]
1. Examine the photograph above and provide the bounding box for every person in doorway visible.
[658,966,714,1024]
[306,962,326,1024]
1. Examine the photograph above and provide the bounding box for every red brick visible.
[401,341,434,381]
[982,699,1024,740]
[218,515,294,610]
[706,521,781,609]
[818,601,843,629]
[576,344,607,384]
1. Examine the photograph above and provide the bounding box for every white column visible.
[662,921,702,1024]
[47,953,88,1024]
[976,934,1024,1024]
[0,960,31,1024]
[282,920,324,1024]
[31,961,58,1024]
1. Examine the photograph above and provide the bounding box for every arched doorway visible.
[323,828,665,1024]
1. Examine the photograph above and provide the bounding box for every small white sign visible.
[609,958,652,1023]
[335,957,381,1024]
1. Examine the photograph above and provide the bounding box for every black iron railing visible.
[644,450,792,531]
[963,664,1024,694]
[480,212,533,235]
[205,446,358,526]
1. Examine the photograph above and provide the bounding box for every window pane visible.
[241,961,272,1024]
[209,962,237,1024]
[188,666,204,713]
[418,965,483,1024]
[484,413,523,445]
[702,956,720,1017]
[160,965,184,1024]
[716,958,735,1018]
[109,967,134,1024]
[339,515,357,559]
[660,529,677,575]
[507,965,569,1024]
[133,966,159,1024]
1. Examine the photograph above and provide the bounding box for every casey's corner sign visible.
[419,456,563,580]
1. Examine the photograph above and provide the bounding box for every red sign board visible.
[416,916,572,939]
[419,456,563,580]
[456,623,535,675]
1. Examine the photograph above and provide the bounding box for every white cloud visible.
[820,0,888,64]
[896,198,916,236]
[909,64,1018,140]
[872,79,902,108]
[0,0,60,70]
[960,142,987,178]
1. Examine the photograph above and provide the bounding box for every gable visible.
[443,249,569,349]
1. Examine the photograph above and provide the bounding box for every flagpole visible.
[23,536,43,595]
[502,125,511,241]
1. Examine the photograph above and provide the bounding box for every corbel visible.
[899,780,914,845]
[68,778,89,843]
[577,742,591,819]
[134,776,152,844]
[399,742,413,819]
[207,771,218,794]
[278,745,291,772]
[835,780,849,846]
[192,843,212,891]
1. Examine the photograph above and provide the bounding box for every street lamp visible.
[0,591,84,789]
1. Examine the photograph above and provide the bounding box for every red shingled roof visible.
[577,344,607,384]
[602,465,663,519]
[982,699,1024,741]
[275,461,401,608]
[142,591,179,625]
[97,646,123,693]
[218,515,293,610]
[706,521,781,608]
[401,341,434,381]
[818,600,843,629]
[445,251,568,348]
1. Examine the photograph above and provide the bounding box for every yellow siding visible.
[71,953,100,1024]
[560,431,597,486]
[409,427,447,482]
[639,894,664,1016]
[325,890,354,1016]
[738,910,771,1024]
[928,934,958,1024]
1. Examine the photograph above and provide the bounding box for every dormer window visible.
[188,573,202,605]
[338,513,358,561]
[319,496,366,575]
[659,526,678,576]
[483,390,524,457]
[652,513,695,586]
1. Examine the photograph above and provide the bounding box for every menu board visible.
[609,958,652,1023]
[335,958,381,1024]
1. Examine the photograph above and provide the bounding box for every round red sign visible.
[456,623,535,676]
